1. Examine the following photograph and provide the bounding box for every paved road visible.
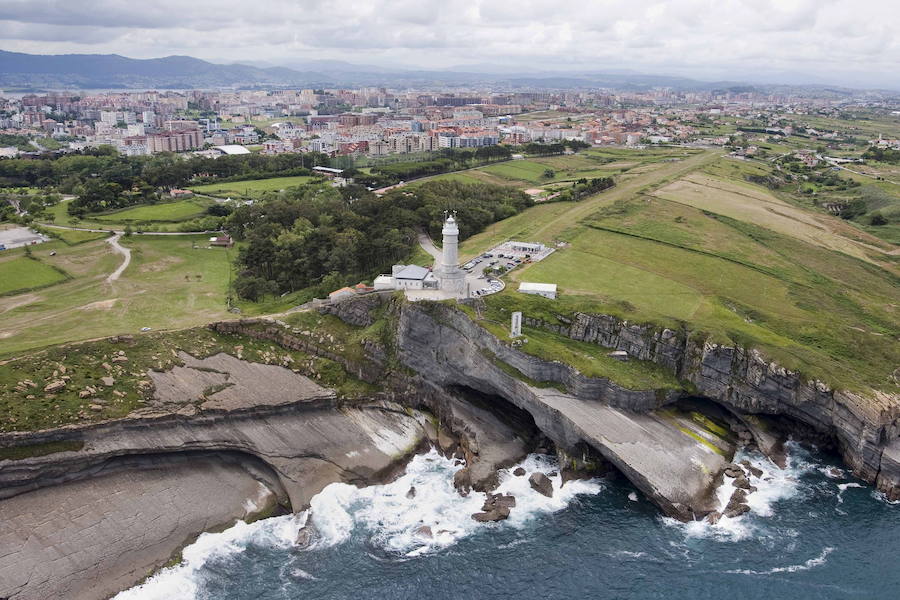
[105,234,131,283]
[820,155,899,185]
[416,231,441,262]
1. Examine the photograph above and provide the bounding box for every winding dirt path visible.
[105,234,131,283]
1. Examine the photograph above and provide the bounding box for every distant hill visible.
[0,50,332,89]
[0,49,889,94]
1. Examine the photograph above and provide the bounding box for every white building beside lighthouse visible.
[373,212,468,300]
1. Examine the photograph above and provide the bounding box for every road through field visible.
[105,234,131,283]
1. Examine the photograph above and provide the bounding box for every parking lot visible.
[0,226,50,250]
[463,241,555,298]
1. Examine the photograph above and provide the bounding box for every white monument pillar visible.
[511,311,522,337]
[437,212,466,297]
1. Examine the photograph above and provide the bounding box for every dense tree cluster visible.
[863,146,900,165]
[552,177,615,202]
[229,180,532,300]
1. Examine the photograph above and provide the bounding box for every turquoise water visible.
[117,444,899,600]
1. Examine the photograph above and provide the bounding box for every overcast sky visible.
[0,0,898,88]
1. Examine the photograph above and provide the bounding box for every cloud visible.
[0,0,896,86]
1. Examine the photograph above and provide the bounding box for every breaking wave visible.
[726,546,834,575]
[116,449,603,598]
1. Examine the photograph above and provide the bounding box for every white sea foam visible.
[116,450,603,598]
[628,492,638,502]
[726,546,834,575]
[836,482,864,504]
[308,449,603,556]
[665,444,805,542]
[872,490,900,505]
[113,513,304,600]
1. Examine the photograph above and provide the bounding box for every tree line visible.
[229,180,533,301]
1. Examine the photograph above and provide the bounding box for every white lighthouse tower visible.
[437,212,466,297]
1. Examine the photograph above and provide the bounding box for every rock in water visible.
[724,488,750,518]
[706,511,722,525]
[732,475,752,490]
[453,468,472,495]
[740,460,763,478]
[482,493,516,511]
[406,486,416,499]
[529,472,554,498]
[296,519,319,549]
[415,525,433,538]
[471,505,511,522]
[513,467,526,477]
[723,464,743,478]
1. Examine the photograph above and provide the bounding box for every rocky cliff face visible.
[525,311,900,499]
[0,348,430,600]
[396,302,731,520]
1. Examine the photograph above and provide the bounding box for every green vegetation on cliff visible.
[0,324,375,433]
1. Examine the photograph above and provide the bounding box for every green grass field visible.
[481,160,554,183]
[478,153,899,393]
[189,175,320,198]
[0,234,234,356]
[0,255,68,295]
[51,229,111,245]
[95,200,209,223]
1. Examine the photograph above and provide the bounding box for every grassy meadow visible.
[471,152,899,393]
[94,199,209,223]
[0,254,69,296]
[0,234,234,356]
[189,175,321,199]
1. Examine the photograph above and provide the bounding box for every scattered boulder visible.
[414,525,433,538]
[89,404,103,412]
[295,519,318,548]
[529,472,554,498]
[482,493,516,511]
[472,492,517,522]
[453,468,472,495]
[740,460,763,478]
[43,380,66,393]
[406,486,416,499]
[101,376,115,387]
[112,356,128,363]
[723,488,750,518]
[724,503,751,518]
[513,467,526,477]
[607,350,629,361]
[79,390,92,399]
[732,475,752,490]
[723,464,743,478]
[472,506,510,522]
[825,467,845,479]
[102,362,112,371]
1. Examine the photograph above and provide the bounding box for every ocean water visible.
[116,444,900,600]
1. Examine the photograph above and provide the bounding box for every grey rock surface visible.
[397,302,728,520]
[0,453,280,600]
